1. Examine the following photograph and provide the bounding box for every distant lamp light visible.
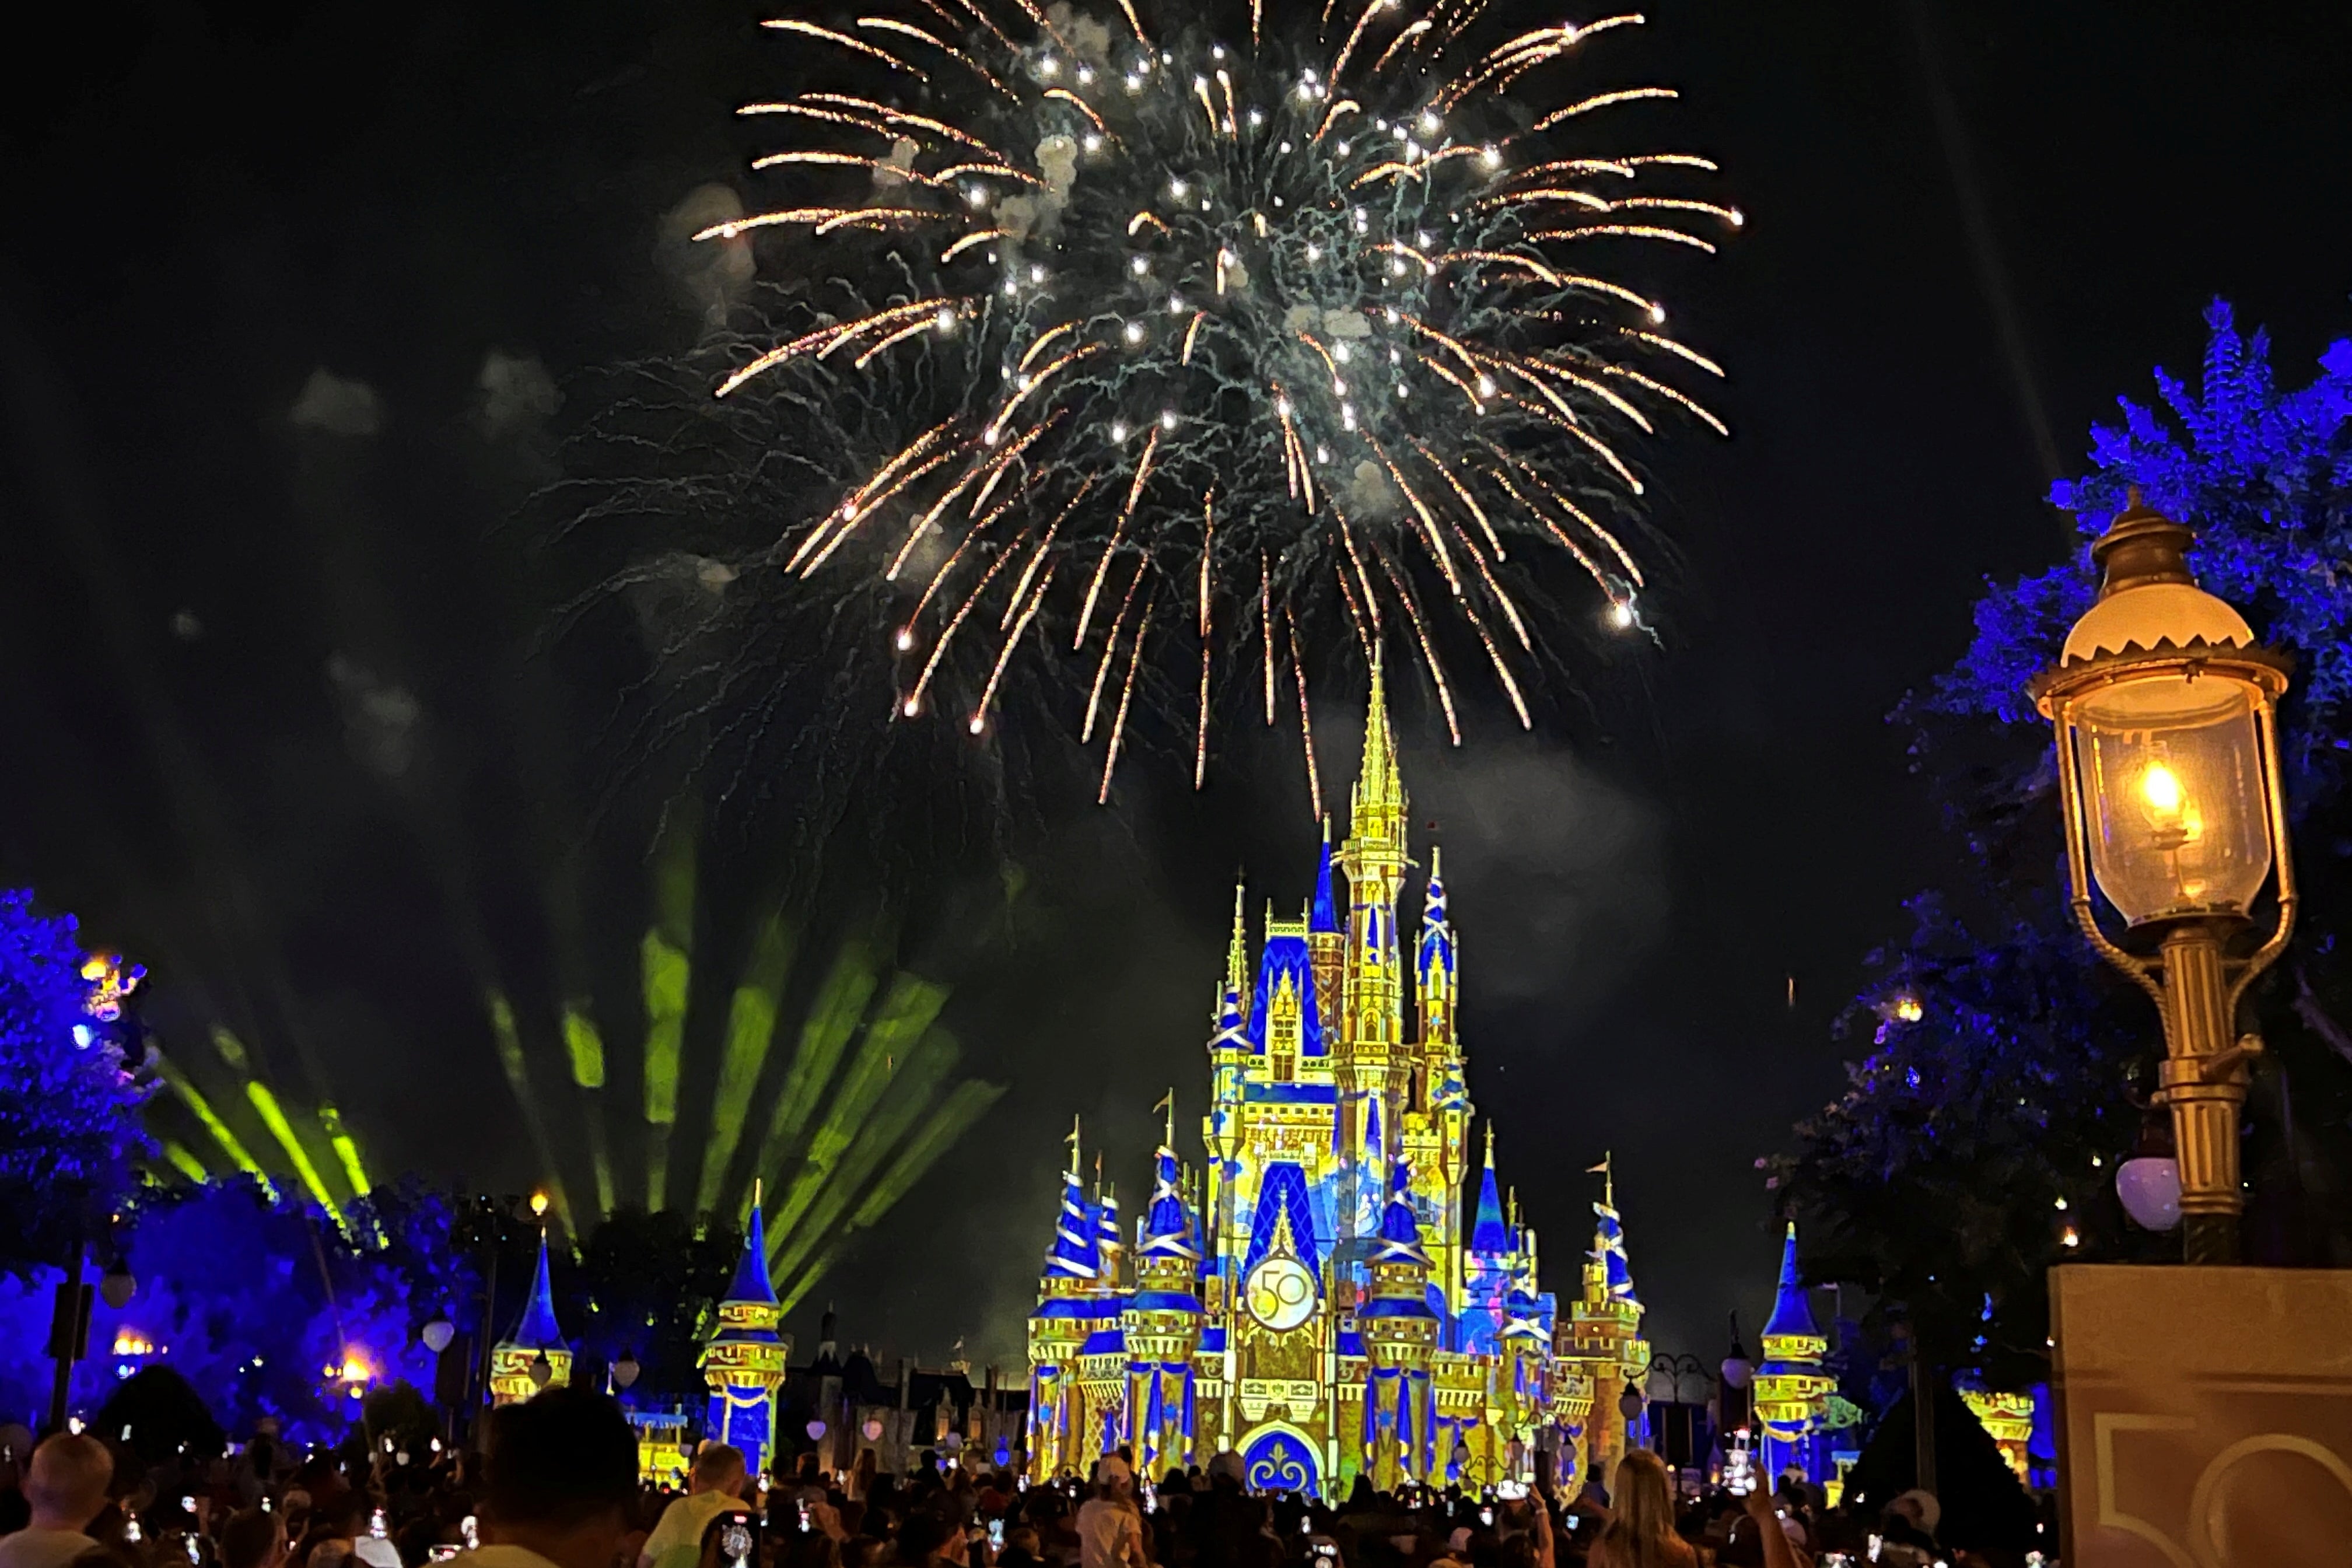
[530,1192,551,1220]
[421,1320,457,1355]
[612,1350,642,1391]
[1618,1387,1645,1423]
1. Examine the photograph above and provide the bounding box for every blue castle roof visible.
[1593,1204,1639,1306]
[1140,1145,1199,1261]
[725,1203,780,1308]
[503,1232,566,1351]
[1762,1223,1819,1340]
[1417,862,1454,985]
[1470,1131,1511,1255]
[1045,1163,1100,1281]
[1311,835,1342,935]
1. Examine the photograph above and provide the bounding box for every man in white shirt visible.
[0,1433,114,1568]
[442,1387,641,1568]
[636,1446,748,1568]
[1074,1457,1148,1568]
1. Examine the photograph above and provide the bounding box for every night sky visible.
[5,0,2351,1376]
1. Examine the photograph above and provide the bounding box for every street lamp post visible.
[2032,491,2296,1265]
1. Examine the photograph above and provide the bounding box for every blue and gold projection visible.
[1027,670,1651,1496]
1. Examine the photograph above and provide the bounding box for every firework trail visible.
[598,0,1731,804]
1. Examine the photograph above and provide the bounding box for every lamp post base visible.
[2183,1213,2239,1266]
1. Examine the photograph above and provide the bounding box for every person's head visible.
[691,1447,748,1501]
[1603,1451,1677,1555]
[26,1433,114,1532]
[895,1514,949,1566]
[481,1387,640,1568]
[222,1507,288,1568]
[1090,1456,1132,1503]
[1208,1454,1246,1497]
[1004,1526,1039,1560]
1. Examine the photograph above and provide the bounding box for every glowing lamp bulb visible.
[530,1191,549,1218]
[2140,762,2184,814]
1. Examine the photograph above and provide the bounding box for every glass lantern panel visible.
[2071,673,2272,924]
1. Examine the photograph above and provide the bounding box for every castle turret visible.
[1461,1125,1516,1355]
[701,1192,791,1475]
[1416,848,1458,1063]
[1551,1157,1648,1496]
[1124,1102,1206,1474]
[1753,1224,1834,1482]
[1028,1122,1108,1482]
[489,1231,573,1405]
[1360,1156,1440,1488]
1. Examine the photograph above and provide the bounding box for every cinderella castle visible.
[1026,670,1656,1499]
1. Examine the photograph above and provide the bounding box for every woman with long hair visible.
[1585,1451,1696,1568]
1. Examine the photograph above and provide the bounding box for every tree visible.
[0,888,153,1275]
[1773,302,2352,1382]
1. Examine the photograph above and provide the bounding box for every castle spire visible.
[1762,1223,1820,1342]
[1351,653,1405,839]
[1470,1125,1510,1254]
[506,1230,566,1350]
[1224,880,1249,1005]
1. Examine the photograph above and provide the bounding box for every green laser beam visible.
[563,1007,607,1089]
[160,1139,209,1185]
[154,1054,276,1200]
[317,1105,372,1199]
[762,974,947,1249]
[766,1021,956,1279]
[777,1078,1003,1313]
[640,810,698,1212]
[696,911,796,1219]
[486,990,576,1232]
[561,1003,616,1215]
[744,940,883,1205]
[208,1025,252,1073]
[246,1082,340,1224]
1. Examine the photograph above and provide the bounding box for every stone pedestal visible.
[2050,1264,2352,1566]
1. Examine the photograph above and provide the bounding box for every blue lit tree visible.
[0,889,153,1277]
[1774,303,2352,1385]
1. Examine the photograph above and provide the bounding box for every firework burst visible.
[689,0,1732,803]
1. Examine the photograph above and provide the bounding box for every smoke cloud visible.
[288,369,383,437]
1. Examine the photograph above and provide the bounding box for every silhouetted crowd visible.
[0,1387,2028,1568]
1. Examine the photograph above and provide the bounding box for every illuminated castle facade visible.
[1027,671,1649,1497]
